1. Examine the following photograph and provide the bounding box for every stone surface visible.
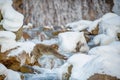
[88,74,120,80]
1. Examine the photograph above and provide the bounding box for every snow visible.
[23,23,33,29]
[57,41,120,80]
[87,18,101,32]
[0,63,7,75]
[99,13,120,34]
[88,41,120,78]
[66,20,92,31]
[8,41,35,56]
[4,69,21,80]
[88,13,120,46]
[0,5,120,80]
[57,53,100,80]
[0,0,24,32]
[0,31,19,52]
[92,34,117,45]
[0,63,21,80]
[0,31,16,40]
[58,32,89,53]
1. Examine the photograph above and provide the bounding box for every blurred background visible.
[12,0,120,27]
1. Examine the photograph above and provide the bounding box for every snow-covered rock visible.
[8,41,35,57]
[87,18,101,33]
[88,41,120,79]
[23,23,33,29]
[0,63,7,75]
[0,31,18,52]
[4,69,21,80]
[88,41,120,57]
[99,13,120,34]
[66,20,92,31]
[0,31,16,40]
[58,32,89,53]
[0,0,24,32]
[88,13,120,35]
[7,41,36,65]
[58,41,120,80]
[57,53,100,80]
[92,34,117,45]
[0,63,21,80]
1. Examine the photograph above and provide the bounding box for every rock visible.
[19,66,34,73]
[117,33,120,40]
[14,27,23,41]
[88,74,119,80]
[0,75,5,80]
[22,31,31,41]
[62,65,73,80]
[0,57,20,71]
[91,25,99,35]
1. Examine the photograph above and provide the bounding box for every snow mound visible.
[57,41,120,80]
[0,31,18,52]
[0,31,16,40]
[58,53,99,80]
[88,41,120,78]
[58,32,89,53]
[88,12,120,34]
[92,34,117,45]
[0,0,24,31]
